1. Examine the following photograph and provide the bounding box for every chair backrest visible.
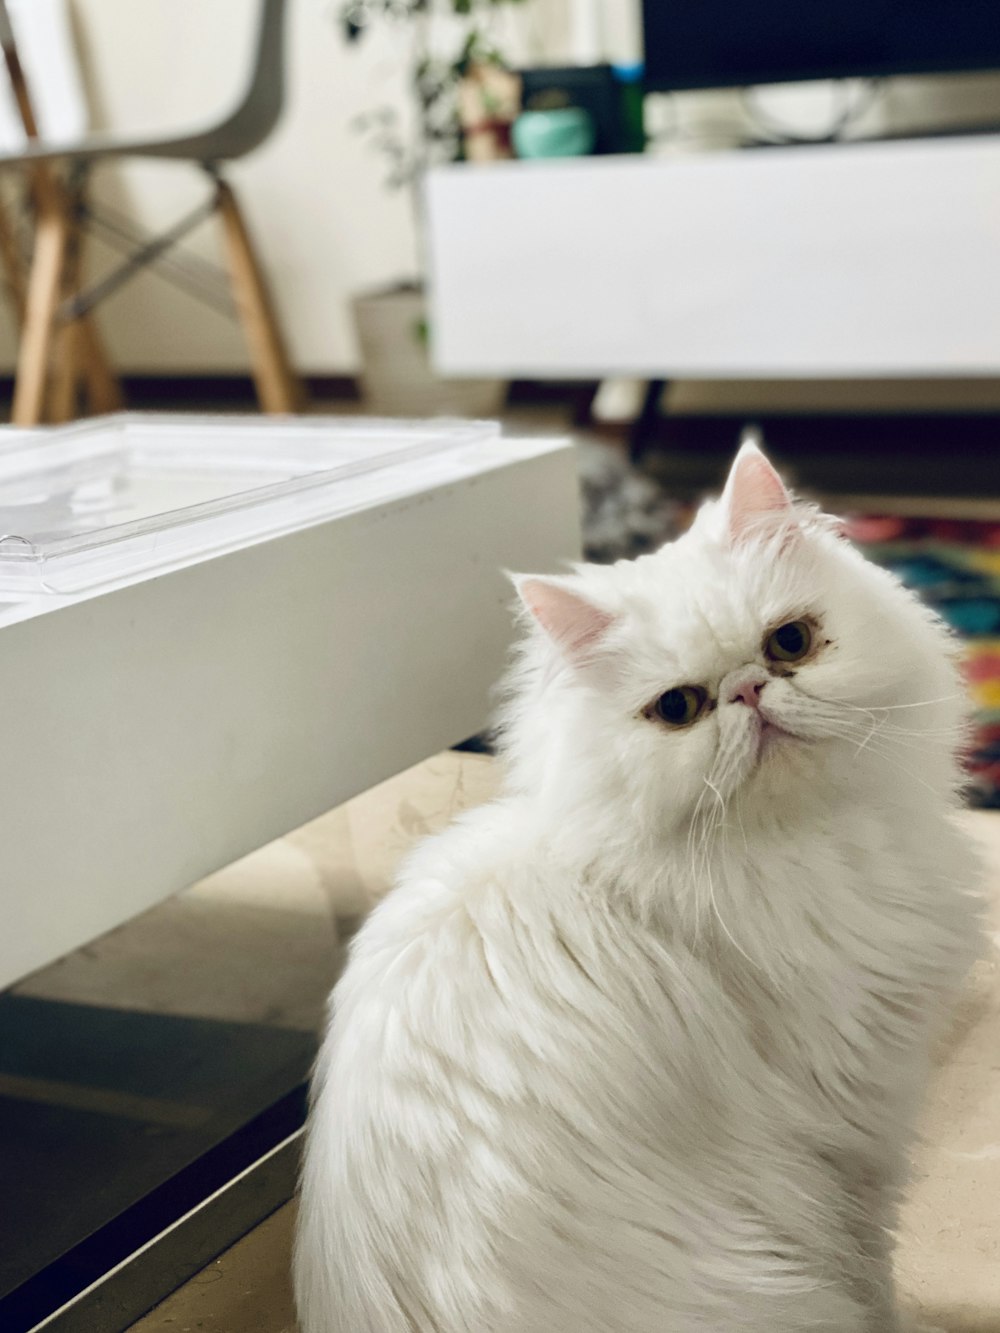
[0,0,88,151]
[179,0,289,164]
[0,0,288,164]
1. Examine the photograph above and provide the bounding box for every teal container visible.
[512,107,595,159]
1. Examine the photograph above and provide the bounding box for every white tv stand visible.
[426,133,1000,389]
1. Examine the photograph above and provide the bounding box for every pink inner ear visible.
[518,577,614,657]
[722,441,792,543]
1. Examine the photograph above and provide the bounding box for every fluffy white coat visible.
[294,444,982,1332]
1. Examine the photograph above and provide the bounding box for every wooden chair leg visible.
[48,208,85,423]
[215,178,301,414]
[47,325,81,423]
[12,195,69,426]
[45,171,122,423]
[49,309,124,422]
[5,19,121,423]
[0,192,26,325]
[78,314,123,415]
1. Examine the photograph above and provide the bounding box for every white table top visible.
[0,426,580,989]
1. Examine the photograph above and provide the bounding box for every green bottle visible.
[613,61,646,153]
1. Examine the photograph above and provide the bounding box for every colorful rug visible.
[848,515,1000,809]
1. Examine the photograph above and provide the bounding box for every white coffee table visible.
[0,416,580,989]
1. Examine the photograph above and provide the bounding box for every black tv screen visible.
[642,0,1000,91]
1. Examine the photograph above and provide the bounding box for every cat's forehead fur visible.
[590,499,841,691]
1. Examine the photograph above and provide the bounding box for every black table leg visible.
[629,378,667,464]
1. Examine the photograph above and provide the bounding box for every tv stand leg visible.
[629,378,668,464]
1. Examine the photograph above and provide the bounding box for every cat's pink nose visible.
[727,672,768,709]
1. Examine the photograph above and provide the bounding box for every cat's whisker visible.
[850,713,884,758]
[812,712,937,742]
[800,690,962,713]
[685,784,717,943]
[826,707,961,741]
[805,703,890,757]
[704,776,726,813]
[685,785,709,871]
[807,717,911,749]
[691,754,772,977]
[859,749,948,801]
[696,789,722,924]
[807,720,950,799]
[702,798,765,975]
[731,784,751,858]
[780,703,958,752]
[847,694,963,711]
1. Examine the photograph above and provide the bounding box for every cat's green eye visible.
[654,685,707,727]
[765,619,813,663]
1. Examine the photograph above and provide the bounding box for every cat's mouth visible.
[755,710,802,750]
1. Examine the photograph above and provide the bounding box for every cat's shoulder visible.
[354,798,546,950]
[395,795,544,890]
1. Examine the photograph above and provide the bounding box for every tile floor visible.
[114,751,1000,1333]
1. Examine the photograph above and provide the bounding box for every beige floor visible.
[98,752,1000,1333]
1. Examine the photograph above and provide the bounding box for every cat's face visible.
[515,444,963,832]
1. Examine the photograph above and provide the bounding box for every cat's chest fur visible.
[678,805,977,1131]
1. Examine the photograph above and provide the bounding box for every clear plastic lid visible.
[0,414,503,595]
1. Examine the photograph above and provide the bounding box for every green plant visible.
[341,0,527,191]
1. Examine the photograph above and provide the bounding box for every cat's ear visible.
[514,575,615,660]
[721,441,794,544]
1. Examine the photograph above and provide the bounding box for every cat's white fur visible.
[294,444,981,1332]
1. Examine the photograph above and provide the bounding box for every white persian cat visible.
[295,443,981,1332]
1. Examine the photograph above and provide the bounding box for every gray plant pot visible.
[352,286,507,418]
